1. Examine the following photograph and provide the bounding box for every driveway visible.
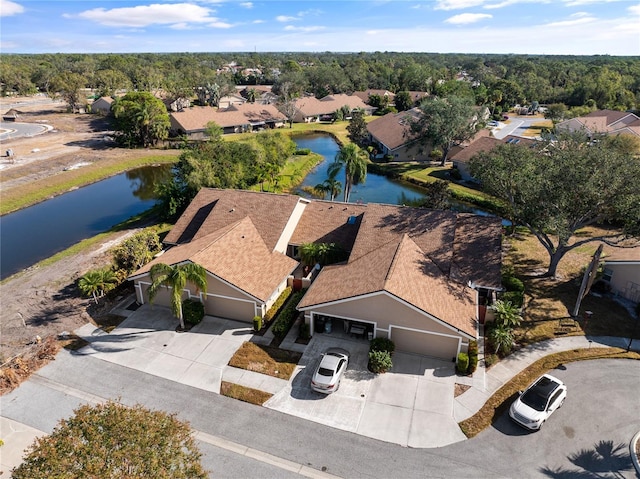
[492,115,546,140]
[73,304,466,448]
[265,335,465,448]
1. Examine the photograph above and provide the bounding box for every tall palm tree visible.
[333,143,367,203]
[147,262,208,330]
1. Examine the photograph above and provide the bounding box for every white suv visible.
[509,374,567,430]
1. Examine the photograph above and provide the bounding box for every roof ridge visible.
[384,234,412,283]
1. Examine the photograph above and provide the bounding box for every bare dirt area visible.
[0,98,163,369]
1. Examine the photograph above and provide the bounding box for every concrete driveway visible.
[265,335,467,448]
[74,304,467,448]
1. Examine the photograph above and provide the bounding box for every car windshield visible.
[318,367,334,377]
[520,377,557,411]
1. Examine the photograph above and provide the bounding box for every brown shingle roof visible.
[164,188,301,251]
[170,103,286,133]
[133,217,298,301]
[367,110,421,151]
[292,94,372,118]
[559,110,640,138]
[352,90,396,103]
[290,200,367,251]
[450,134,536,165]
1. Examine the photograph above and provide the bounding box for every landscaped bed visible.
[228,342,302,380]
[220,381,273,406]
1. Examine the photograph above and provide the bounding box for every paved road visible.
[2,351,638,478]
[0,121,50,141]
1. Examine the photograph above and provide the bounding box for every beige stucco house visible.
[366,109,431,162]
[556,109,640,139]
[129,188,502,360]
[287,94,375,123]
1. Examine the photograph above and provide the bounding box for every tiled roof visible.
[170,103,286,132]
[133,217,298,301]
[367,109,421,150]
[559,110,640,137]
[291,94,372,117]
[450,134,536,165]
[164,188,301,251]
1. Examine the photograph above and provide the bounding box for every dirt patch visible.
[0,98,156,367]
[454,383,471,397]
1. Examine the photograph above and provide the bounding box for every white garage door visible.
[205,296,255,322]
[391,327,459,360]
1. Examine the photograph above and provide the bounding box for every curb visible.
[631,430,640,476]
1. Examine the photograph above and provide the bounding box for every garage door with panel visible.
[391,327,459,360]
[205,296,255,322]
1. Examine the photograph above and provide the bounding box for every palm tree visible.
[488,323,514,355]
[78,268,118,304]
[333,143,367,203]
[147,262,208,330]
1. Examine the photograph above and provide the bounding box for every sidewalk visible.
[453,335,638,422]
[0,417,47,476]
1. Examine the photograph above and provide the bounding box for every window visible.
[602,268,613,282]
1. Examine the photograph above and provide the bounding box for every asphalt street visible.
[2,350,638,478]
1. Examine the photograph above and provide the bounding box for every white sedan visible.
[509,374,567,430]
[310,348,349,394]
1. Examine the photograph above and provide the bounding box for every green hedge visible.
[271,289,307,339]
[182,299,204,325]
[264,287,292,323]
[294,148,311,155]
[467,340,478,374]
[502,291,524,308]
[502,274,525,292]
[457,353,469,374]
[369,337,395,354]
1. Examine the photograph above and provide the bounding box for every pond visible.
[294,133,426,205]
[0,165,172,280]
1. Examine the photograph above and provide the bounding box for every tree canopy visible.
[411,96,478,166]
[469,132,640,277]
[332,143,368,203]
[12,401,207,479]
[112,92,170,148]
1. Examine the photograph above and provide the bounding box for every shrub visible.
[294,148,311,155]
[484,353,497,368]
[253,316,262,332]
[492,299,522,328]
[368,350,393,373]
[502,291,524,308]
[299,322,310,340]
[264,287,292,322]
[450,167,462,180]
[182,299,204,325]
[468,340,479,374]
[271,289,306,339]
[369,337,395,354]
[502,274,524,292]
[456,353,469,374]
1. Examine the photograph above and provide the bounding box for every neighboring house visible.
[218,94,246,109]
[163,97,191,113]
[408,91,429,106]
[352,89,396,105]
[90,97,114,115]
[287,94,375,123]
[556,109,640,138]
[237,85,278,105]
[129,188,503,360]
[169,103,287,138]
[366,108,430,162]
[450,134,535,182]
[602,247,640,304]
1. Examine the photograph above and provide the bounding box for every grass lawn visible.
[521,119,553,137]
[459,348,640,438]
[504,226,637,344]
[220,381,273,406]
[228,342,302,380]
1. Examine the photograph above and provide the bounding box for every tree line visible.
[2,52,639,111]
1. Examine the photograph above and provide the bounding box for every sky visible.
[1,0,639,55]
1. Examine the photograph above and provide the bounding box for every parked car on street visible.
[311,348,350,394]
[509,374,567,430]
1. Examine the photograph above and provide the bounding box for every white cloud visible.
[545,12,596,27]
[276,15,298,22]
[445,13,492,24]
[73,3,216,28]
[435,0,486,10]
[628,4,640,15]
[1,0,24,16]
[252,19,265,24]
[207,20,233,28]
[239,2,253,8]
[283,25,325,32]
[562,0,620,6]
